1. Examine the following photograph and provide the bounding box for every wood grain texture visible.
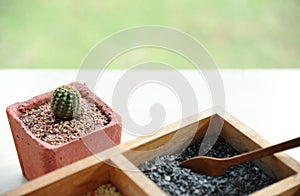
[252,173,300,196]
[220,113,300,179]
[124,117,210,166]
[110,155,166,196]
[3,156,109,196]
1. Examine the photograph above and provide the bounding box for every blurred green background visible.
[1,0,299,69]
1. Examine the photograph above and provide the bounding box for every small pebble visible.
[139,137,277,196]
[165,176,171,181]
[83,183,121,196]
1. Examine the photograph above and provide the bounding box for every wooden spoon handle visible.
[230,137,300,165]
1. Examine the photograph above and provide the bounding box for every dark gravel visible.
[139,137,277,196]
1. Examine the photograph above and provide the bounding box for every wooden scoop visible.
[180,137,300,177]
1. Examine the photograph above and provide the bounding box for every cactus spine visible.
[51,85,81,120]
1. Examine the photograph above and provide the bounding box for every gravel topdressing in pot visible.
[139,137,277,195]
[20,98,110,145]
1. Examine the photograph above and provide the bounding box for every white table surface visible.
[1,69,300,194]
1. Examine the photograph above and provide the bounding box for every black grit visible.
[139,137,277,195]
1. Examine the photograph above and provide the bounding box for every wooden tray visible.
[4,109,300,196]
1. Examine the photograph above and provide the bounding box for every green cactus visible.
[51,85,81,120]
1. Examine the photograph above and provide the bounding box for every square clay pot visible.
[6,82,122,180]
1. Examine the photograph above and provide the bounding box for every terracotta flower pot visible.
[6,82,122,180]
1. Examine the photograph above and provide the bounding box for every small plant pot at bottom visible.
[6,82,122,180]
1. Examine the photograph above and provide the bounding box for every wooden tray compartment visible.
[4,109,300,195]
[4,154,164,196]
[123,112,300,195]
